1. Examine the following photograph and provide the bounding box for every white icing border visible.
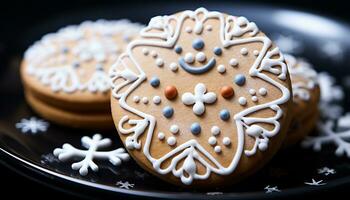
[110,8,290,185]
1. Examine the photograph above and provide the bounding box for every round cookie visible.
[283,54,320,147]
[21,20,143,129]
[110,8,293,187]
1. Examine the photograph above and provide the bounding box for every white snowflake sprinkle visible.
[274,34,302,54]
[15,117,49,134]
[116,181,134,189]
[304,179,326,186]
[264,185,281,193]
[318,167,336,176]
[53,134,129,176]
[320,42,344,62]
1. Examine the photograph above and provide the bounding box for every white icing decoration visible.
[217,65,226,73]
[253,50,259,56]
[25,20,143,93]
[142,48,149,55]
[170,125,179,134]
[169,62,179,71]
[184,53,195,63]
[240,48,248,55]
[152,96,161,104]
[229,58,238,67]
[158,132,165,140]
[208,136,217,146]
[222,137,231,146]
[156,58,164,67]
[211,126,220,136]
[53,134,129,176]
[196,52,207,62]
[151,50,158,58]
[206,25,213,31]
[238,97,247,105]
[285,54,318,101]
[251,96,258,102]
[182,83,217,115]
[142,97,149,104]
[214,146,222,153]
[133,95,140,103]
[185,26,192,33]
[258,87,267,96]
[167,136,177,146]
[110,8,290,185]
[249,89,256,95]
[15,117,49,134]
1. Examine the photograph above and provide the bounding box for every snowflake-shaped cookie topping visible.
[181,83,217,115]
[304,179,326,186]
[53,134,129,176]
[264,185,281,193]
[116,181,134,189]
[318,167,336,176]
[15,117,49,134]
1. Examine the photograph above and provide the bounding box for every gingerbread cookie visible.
[283,54,320,147]
[20,20,143,129]
[110,8,292,187]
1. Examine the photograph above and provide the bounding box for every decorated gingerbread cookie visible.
[110,8,292,187]
[283,54,320,147]
[20,20,143,129]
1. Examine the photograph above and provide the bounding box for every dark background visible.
[0,0,349,199]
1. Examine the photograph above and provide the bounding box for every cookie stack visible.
[20,8,321,187]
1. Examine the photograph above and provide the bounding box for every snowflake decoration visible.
[318,72,344,103]
[15,117,49,134]
[318,167,336,176]
[302,113,350,157]
[53,134,129,176]
[264,185,281,193]
[274,34,302,54]
[304,179,326,186]
[116,181,134,189]
[320,42,344,62]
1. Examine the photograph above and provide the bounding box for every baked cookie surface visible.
[110,8,292,187]
[284,54,320,147]
[21,20,143,129]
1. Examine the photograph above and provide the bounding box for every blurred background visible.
[0,0,349,199]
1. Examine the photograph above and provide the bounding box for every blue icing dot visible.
[150,77,160,87]
[162,106,174,118]
[191,123,201,135]
[220,109,230,121]
[192,38,205,50]
[234,74,246,86]
[174,45,182,54]
[213,47,222,56]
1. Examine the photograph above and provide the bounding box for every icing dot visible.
[211,126,220,136]
[251,96,258,102]
[150,77,160,87]
[133,96,140,103]
[253,50,259,56]
[234,74,246,86]
[259,87,267,96]
[219,109,230,121]
[259,141,268,151]
[217,65,226,73]
[156,58,164,67]
[206,25,213,31]
[190,123,201,135]
[169,62,178,71]
[238,97,247,106]
[162,106,174,118]
[174,45,182,54]
[184,53,194,63]
[240,48,248,55]
[221,86,234,99]
[153,96,161,104]
[167,136,176,146]
[164,86,178,100]
[208,136,217,146]
[223,137,231,146]
[170,125,179,134]
[229,58,238,67]
[158,132,165,140]
[185,27,192,33]
[150,51,158,58]
[192,38,205,50]
[213,47,222,56]
[214,146,222,153]
[196,52,206,62]
[142,48,149,55]
[249,89,256,95]
[142,97,149,104]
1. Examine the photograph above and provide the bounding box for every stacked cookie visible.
[20,20,143,129]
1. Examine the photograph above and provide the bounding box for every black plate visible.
[1,2,350,199]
